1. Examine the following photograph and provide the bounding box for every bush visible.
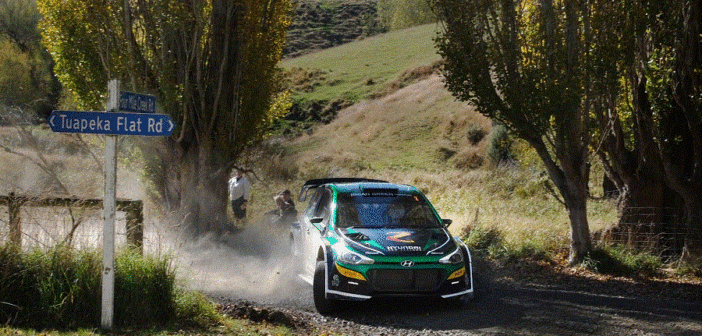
[0,245,101,329]
[581,246,662,278]
[466,125,486,145]
[114,249,176,327]
[466,225,505,252]
[487,124,514,165]
[174,289,222,328]
[378,0,437,30]
[0,244,210,330]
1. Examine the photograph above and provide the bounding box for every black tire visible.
[313,261,337,314]
[447,293,470,309]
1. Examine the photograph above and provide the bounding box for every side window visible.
[305,189,323,217]
[313,189,332,222]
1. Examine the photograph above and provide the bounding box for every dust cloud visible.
[169,218,309,306]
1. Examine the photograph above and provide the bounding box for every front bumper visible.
[325,261,473,301]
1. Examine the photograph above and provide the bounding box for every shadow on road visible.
[324,257,702,335]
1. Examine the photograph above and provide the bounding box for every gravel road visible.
[182,224,702,335]
[203,252,702,336]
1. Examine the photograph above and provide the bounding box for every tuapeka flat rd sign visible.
[49,110,174,136]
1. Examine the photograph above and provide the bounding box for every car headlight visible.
[336,248,375,265]
[439,248,464,264]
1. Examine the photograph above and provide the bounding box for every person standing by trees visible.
[229,168,251,226]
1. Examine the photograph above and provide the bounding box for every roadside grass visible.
[0,244,195,329]
[675,258,702,278]
[0,243,298,335]
[463,223,668,278]
[580,245,663,278]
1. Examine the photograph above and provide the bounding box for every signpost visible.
[102,81,118,330]
[49,80,172,330]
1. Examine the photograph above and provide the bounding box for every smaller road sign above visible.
[50,110,174,136]
[119,91,156,113]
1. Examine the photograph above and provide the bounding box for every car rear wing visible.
[298,178,388,201]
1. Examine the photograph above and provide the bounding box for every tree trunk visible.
[178,142,231,237]
[663,0,702,258]
[681,200,702,258]
[528,136,592,264]
[565,192,591,265]
[614,179,669,251]
[595,70,674,253]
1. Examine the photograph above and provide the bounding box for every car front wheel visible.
[313,261,338,314]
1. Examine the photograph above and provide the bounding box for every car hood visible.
[340,227,454,256]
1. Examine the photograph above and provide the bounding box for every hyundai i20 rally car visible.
[290,178,474,314]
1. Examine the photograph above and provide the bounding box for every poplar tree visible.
[432,0,594,263]
[38,0,292,235]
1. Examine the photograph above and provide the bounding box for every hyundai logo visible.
[400,260,414,267]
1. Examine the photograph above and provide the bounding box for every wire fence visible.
[596,208,702,256]
[0,206,121,249]
[0,194,143,252]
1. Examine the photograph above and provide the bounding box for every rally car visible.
[290,178,474,314]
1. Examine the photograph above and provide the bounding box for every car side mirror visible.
[442,218,453,227]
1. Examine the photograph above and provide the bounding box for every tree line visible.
[433,0,701,263]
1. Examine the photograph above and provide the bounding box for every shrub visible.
[466,125,486,145]
[581,246,662,278]
[0,244,41,326]
[466,225,505,252]
[487,124,514,165]
[174,289,222,328]
[0,244,206,330]
[0,245,101,329]
[114,249,176,327]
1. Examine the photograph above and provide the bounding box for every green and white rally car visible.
[290,178,474,314]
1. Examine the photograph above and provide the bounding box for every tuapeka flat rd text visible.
[49,110,174,136]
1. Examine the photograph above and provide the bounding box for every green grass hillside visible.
[282,23,441,103]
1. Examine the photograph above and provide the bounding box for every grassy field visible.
[281,23,442,103]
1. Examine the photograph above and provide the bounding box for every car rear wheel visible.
[313,261,338,314]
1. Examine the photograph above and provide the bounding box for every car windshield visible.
[335,192,441,229]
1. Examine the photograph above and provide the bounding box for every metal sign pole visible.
[46,79,165,329]
[101,79,119,329]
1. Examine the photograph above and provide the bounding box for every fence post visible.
[125,200,144,253]
[8,192,22,249]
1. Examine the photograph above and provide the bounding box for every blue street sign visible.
[49,110,174,136]
[119,91,156,113]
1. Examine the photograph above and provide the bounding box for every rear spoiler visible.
[298,178,388,201]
